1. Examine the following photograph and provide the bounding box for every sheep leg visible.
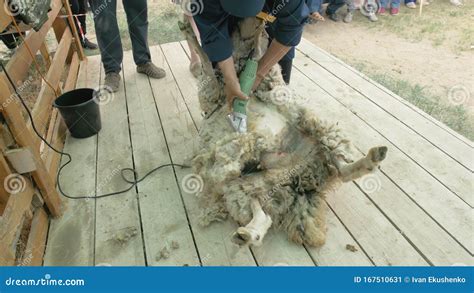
[231,198,272,247]
[337,146,388,182]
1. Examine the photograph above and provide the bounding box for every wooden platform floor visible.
[43,40,473,266]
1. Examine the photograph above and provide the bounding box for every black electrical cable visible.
[1,62,190,200]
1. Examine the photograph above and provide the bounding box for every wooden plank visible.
[0,154,11,214]
[94,60,145,266]
[0,0,12,32]
[326,183,427,265]
[64,53,81,92]
[31,28,72,144]
[43,57,99,266]
[293,54,474,253]
[306,204,373,266]
[0,77,62,217]
[153,44,256,266]
[62,0,85,61]
[44,52,80,179]
[52,16,67,43]
[0,178,35,266]
[168,42,316,266]
[122,51,200,266]
[298,39,474,172]
[40,43,52,69]
[294,48,473,207]
[291,69,473,264]
[22,208,49,266]
[5,0,62,85]
[298,39,473,148]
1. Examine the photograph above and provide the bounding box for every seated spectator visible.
[325,0,377,22]
[325,0,356,23]
[307,0,325,23]
[380,0,400,15]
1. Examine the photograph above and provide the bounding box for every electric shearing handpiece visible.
[227,59,258,133]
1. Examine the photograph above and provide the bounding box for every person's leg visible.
[77,0,87,35]
[326,0,346,21]
[346,0,356,11]
[186,14,201,78]
[278,49,294,85]
[379,0,389,8]
[78,0,97,49]
[343,0,355,23]
[405,0,416,8]
[391,0,401,8]
[326,0,346,15]
[70,0,84,41]
[89,0,122,74]
[122,0,151,66]
[122,0,165,78]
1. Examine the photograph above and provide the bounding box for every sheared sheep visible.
[179,17,387,247]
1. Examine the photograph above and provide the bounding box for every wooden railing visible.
[0,0,86,265]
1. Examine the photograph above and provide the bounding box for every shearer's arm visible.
[253,40,291,89]
[253,0,309,89]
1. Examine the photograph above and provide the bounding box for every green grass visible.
[85,5,184,56]
[353,62,474,140]
[351,1,474,53]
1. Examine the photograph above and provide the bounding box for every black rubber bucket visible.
[53,88,102,138]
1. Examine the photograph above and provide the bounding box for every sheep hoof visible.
[231,228,253,246]
[369,146,388,163]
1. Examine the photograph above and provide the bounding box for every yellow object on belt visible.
[256,11,276,23]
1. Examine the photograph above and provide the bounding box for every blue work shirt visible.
[194,0,309,63]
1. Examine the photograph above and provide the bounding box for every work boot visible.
[327,13,341,22]
[82,37,98,50]
[343,11,354,23]
[104,72,121,93]
[136,62,166,79]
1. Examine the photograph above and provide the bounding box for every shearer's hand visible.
[218,56,249,112]
[224,81,248,112]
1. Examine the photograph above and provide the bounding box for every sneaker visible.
[406,2,416,8]
[391,8,399,15]
[368,12,378,22]
[104,72,121,92]
[327,13,341,22]
[379,7,387,15]
[450,0,463,6]
[82,37,98,50]
[343,11,353,23]
[136,62,166,79]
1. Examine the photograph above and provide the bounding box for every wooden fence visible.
[0,0,86,265]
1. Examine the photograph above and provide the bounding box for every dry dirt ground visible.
[303,2,473,139]
[305,19,474,110]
